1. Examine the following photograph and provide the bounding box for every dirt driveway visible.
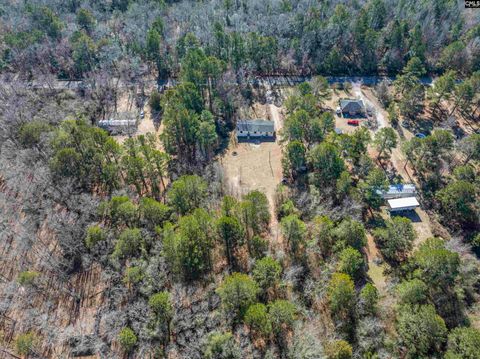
[113,91,160,144]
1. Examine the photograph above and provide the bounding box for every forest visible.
[0,0,480,358]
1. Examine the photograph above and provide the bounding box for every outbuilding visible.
[236,120,275,140]
[387,197,420,212]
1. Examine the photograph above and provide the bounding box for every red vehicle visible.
[347,120,360,126]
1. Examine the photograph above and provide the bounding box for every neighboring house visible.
[339,99,366,117]
[236,120,275,140]
[377,184,416,199]
[98,113,137,135]
[388,197,420,212]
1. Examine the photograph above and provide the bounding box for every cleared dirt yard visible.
[221,139,282,201]
[221,102,285,245]
[222,103,284,201]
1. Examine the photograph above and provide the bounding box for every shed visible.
[236,120,275,139]
[377,184,416,199]
[339,99,366,117]
[388,197,419,212]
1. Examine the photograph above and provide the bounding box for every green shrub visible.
[244,303,272,336]
[326,340,352,359]
[252,256,282,295]
[216,273,259,319]
[167,175,207,215]
[149,90,162,113]
[18,121,52,147]
[17,271,40,287]
[116,200,138,225]
[123,266,144,285]
[359,283,379,315]
[113,228,143,259]
[99,196,129,220]
[203,332,241,359]
[15,332,38,356]
[446,326,480,359]
[118,327,137,352]
[396,279,429,306]
[268,299,297,333]
[337,247,364,281]
[249,235,268,259]
[139,198,171,227]
[148,291,173,321]
[85,225,106,249]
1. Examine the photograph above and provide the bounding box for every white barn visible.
[388,197,420,212]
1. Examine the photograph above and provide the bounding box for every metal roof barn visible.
[388,197,420,212]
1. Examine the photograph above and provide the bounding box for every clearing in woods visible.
[221,101,285,245]
[114,91,160,144]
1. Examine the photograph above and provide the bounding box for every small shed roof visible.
[388,197,419,210]
[340,99,365,113]
[236,120,275,133]
[377,184,416,196]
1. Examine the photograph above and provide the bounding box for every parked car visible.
[140,110,145,119]
[347,120,360,126]
[415,133,426,139]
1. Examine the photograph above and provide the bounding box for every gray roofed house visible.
[339,99,366,117]
[236,120,275,140]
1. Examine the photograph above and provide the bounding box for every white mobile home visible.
[98,112,138,135]
[377,184,416,199]
[388,197,419,212]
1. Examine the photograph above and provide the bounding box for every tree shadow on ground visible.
[391,210,422,223]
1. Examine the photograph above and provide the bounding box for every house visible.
[388,197,419,212]
[236,120,275,140]
[339,99,366,117]
[98,113,137,135]
[377,184,416,200]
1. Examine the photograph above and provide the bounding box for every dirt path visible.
[358,86,435,245]
[352,81,386,129]
[365,234,387,294]
[355,84,435,297]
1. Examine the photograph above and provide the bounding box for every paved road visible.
[9,75,435,90]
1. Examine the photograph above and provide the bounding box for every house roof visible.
[340,99,365,112]
[236,120,275,133]
[388,197,419,210]
[98,119,137,127]
[376,184,416,196]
